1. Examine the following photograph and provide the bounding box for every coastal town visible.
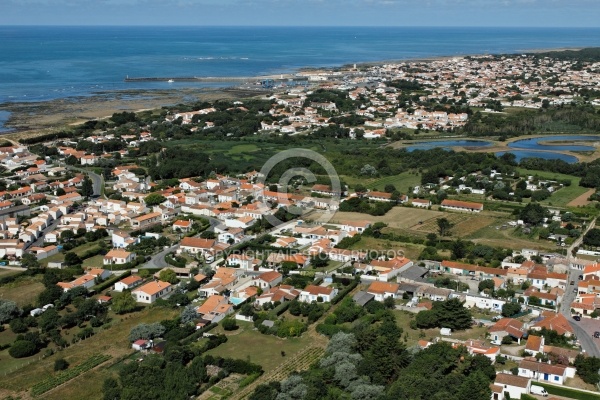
[1,49,600,400]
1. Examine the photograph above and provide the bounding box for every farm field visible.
[348,236,426,260]
[466,224,556,251]
[0,274,45,307]
[204,321,312,373]
[330,207,497,238]
[567,188,595,207]
[0,307,178,398]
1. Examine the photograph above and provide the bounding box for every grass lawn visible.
[204,321,312,373]
[41,252,65,267]
[466,223,555,251]
[0,307,178,396]
[0,269,22,278]
[82,254,105,269]
[73,240,104,257]
[0,275,45,307]
[227,144,259,154]
[537,382,600,400]
[543,184,589,208]
[392,309,490,347]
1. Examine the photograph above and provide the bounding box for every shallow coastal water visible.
[2,26,600,104]
[508,135,600,152]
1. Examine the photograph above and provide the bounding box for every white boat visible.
[167,79,174,83]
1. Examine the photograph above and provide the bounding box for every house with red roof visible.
[299,285,338,303]
[488,318,525,344]
[132,280,173,304]
[196,294,233,323]
[251,271,283,289]
[441,199,483,212]
[366,281,400,302]
[114,275,144,292]
[254,285,300,307]
[518,358,574,385]
[530,311,574,337]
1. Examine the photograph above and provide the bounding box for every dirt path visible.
[567,189,595,207]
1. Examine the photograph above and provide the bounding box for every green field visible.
[0,275,45,307]
[204,321,312,373]
[517,167,588,207]
[537,382,600,400]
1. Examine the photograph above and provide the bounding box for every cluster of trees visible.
[339,197,396,216]
[413,298,473,331]
[462,104,600,139]
[575,354,600,384]
[251,306,494,400]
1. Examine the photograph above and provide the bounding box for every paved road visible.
[142,216,225,270]
[143,244,180,269]
[24,217,62,251]
[66,165,104,198]
[559,217,600,357]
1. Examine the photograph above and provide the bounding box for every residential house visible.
[132,280,173,304]
[529,311,574,338]
[366,281,399,302]
[441,199,483,212]
[131,212,162,229]
[114,275,144,292]
[255,285,300,307]
[488,318,525,344]
[492,373,531,400]
[518,359,570,385]
[103,249,136,265]
[196,294,233,323]
[298,285,338,303]
[251,271,283,289]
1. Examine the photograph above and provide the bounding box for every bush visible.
[54,358,69,371]
[501,335,514,345]
[221,318,238,331]
[9,340,37,358]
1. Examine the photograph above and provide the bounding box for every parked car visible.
[579,275,583,280]
[594,331,600,339]
[570,280,575,285]
[573,315,581,321]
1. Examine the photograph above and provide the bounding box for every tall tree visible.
[81,175,94,198]
[437,217,453,237]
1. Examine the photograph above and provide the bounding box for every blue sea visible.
[1,26,600,132]
[2,26,600,105]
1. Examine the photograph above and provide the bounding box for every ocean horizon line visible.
[2,24,600,29]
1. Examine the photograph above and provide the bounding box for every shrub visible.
[221,318,238,331]
[54,358,69,371]
[9,340,37,358]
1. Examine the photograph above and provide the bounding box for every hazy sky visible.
[2,0,600,27]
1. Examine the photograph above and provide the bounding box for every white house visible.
[492,373,531,400]
[366,281,399,302]
[114,275,144,292]
[132,280,173,304]
[103,249,136,265]
[518,359,572,385]
[251,271,283,289]
[298,285,338,303]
